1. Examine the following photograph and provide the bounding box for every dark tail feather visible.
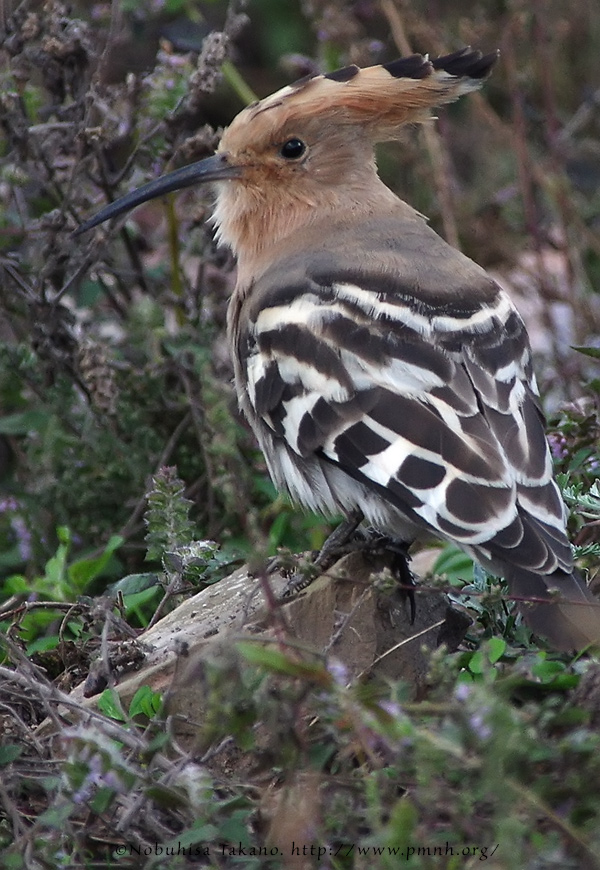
[506,567,600,651]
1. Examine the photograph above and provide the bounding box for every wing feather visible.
[243,277,571,579]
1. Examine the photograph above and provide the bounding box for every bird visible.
[77,47,600,650]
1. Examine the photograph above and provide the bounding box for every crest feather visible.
[238,48,498,143]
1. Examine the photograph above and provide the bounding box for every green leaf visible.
[572,345,600,359]
[0,410,48,434]
[68,535,123,591]
[97,688,127,722]
[1,574,28,595]
[532,658,567,683]
[468,650,485,675]
[568,447,595,474]
[109,572,161,596]
[43,538,70,592]
[218,808,253,846]
[37,801,74,829]
[387,795,417,845]
[144,732,170,755]
[56,526,71,546]
[0,853,24,870]
[237,642,331,683]
[267,511,290,550]
[121,585,163,625]
[433,545,474,584]
[0,744,22,765]
[487,637,507,664]
[90,786,117,814]
[128,686,163,719]
[164,0,191,13]
[77,278,105,307]
[26,635,60,655]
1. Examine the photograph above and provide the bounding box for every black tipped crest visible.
[432,47,498,79]
[289,73,318,91]
[324,65,360,83]
[383,55,431,80]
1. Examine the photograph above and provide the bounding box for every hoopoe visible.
[78,48,600,650]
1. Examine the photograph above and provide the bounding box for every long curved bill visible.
[75,152,239,235]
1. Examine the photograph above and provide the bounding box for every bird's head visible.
[76,48,497,268]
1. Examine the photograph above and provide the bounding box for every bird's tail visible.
[505,566,600,651]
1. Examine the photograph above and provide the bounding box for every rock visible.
[38,550,470,743]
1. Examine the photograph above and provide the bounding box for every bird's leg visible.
[314,508,366,571]
[280,512,416,623]
[281,509,365,597]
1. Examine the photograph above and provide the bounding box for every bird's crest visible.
[230,48,498,143]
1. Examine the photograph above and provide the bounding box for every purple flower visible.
[0,497,19,513]
[469,711,492,740]
[377,699,403,717]
[327,659,348,685]
[11,515,32,561]
[454,682,472,702]
[70,752,125,804]
[547,432,568,461]
[0,498,32,561]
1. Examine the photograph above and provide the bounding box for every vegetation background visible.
[0,1,600,868]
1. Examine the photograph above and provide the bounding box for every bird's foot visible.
[280,513,416,623]
[281,509,365,597]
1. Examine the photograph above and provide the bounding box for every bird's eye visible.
[279,138,306,160]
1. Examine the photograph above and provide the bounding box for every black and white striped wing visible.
[242,278,572,578]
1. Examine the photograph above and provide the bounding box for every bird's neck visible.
[212,175,403,289]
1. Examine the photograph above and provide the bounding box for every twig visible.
[221,59,258,106]
[323,586,372,655]
[354,619,446,680]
